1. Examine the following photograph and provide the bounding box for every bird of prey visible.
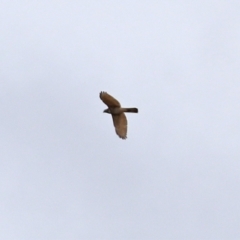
[100,91,138,139]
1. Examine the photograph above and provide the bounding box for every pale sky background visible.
[1,1,240,239]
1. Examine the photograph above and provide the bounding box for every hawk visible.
[100,91,138,139]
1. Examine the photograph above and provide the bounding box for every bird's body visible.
[99,91,138,139]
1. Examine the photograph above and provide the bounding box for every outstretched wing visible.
[112,113,127,139]
[99,91,121,107]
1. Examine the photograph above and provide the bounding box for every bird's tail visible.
[124,108,138,113]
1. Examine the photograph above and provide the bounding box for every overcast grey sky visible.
[1,1,240,239]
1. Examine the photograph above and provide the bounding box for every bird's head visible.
[103,109,111,114]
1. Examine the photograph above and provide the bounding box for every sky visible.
[1,1,240,239]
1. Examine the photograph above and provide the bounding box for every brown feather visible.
[112,113,127,139]
[99,92,121,107]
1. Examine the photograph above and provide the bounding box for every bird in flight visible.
[100,91,138,139]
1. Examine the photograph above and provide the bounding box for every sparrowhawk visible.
[100,91,138,139]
